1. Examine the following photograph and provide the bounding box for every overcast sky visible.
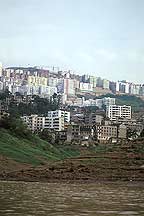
[0,0,144,83]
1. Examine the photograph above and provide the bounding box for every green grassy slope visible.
[115,95,144,111]
[0,129,80,166]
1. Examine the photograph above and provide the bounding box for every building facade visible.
[96,125,117,143]
[106,105,131,121]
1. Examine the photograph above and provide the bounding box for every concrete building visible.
[22,113,65,132]
[64,78,75,96]
[44,116,64,131]
[67,123,80,143]
[118,124,127,139]
[115,81,130,94]
[139,85,144,96]
[129,83,141,95]
[22,115,44,131]
[79,82,93,92]
[47,110,70,123]
[48,77,58,87]
[109,81,117,93]
[97,125,117,143]
[27,75,48,86]
[106,105,131,121]
[89,76,97,88]
[102,79,110,89]
[67,123,94,145]
[85,113,104,125]
[81,74,89,83]
[57,78,75,96]
[39,85,57,97]
[96,77,103,88]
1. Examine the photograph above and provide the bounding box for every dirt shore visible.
[0,152,144,183]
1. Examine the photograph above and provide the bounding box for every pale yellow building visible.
[27,75,48,86]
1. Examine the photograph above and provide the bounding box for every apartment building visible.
[102,79,110,89]
[57,78,75,96]
[27,75,48,86]
[106,105,131,121]
[22,110,68,132]
[44,116,64,131]
[79,82,93,92]
[97,125,117,143]
[47,110,70,123]
[22,115,65,132]
[22,115,42,131]
[116,81,130,94]
[85,113,104,125]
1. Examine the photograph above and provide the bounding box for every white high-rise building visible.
[106,105,131,121]
[57,78,75,96]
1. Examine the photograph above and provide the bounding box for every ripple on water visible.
[0,181,144,216]
[119,211,139,215]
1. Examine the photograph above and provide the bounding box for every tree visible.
[38,129,55,143]
[0,115,32,139]
[127,128,138,140]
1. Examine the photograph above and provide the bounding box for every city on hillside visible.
[0,62,144,146]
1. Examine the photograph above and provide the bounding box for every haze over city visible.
[0,0,144,83]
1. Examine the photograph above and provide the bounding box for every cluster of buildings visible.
[0,63,143,145]
[0,64,144,107]
[21,104,143,145]
[21,110,70,132]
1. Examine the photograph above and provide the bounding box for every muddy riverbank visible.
[0,152,144,183]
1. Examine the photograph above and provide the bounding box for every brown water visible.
[0,181,144,216]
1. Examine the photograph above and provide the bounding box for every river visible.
[0,181,144,216]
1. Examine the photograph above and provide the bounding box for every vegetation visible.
[0,115,80,165]
[0,90,61,116]
[96,94,144,111]
[115,95,144,111]
[0,128,81,165]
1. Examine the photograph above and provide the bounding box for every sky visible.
[0,0,144,83]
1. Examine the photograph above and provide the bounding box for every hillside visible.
[115,95,144,111]
[0,130,144,182]
[99,94,144,111]
[0,128,80,168]
[0,120,144,183]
